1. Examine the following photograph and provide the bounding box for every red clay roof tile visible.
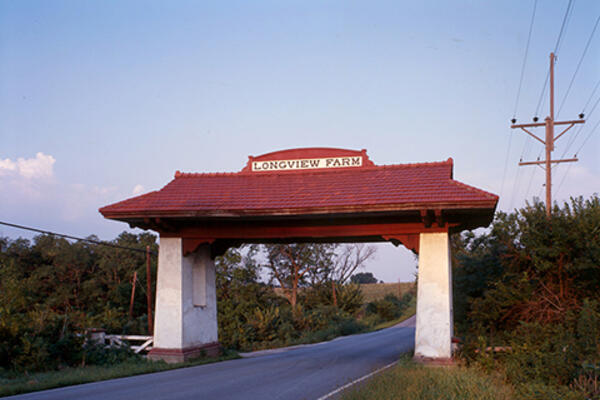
[100,151,497,219]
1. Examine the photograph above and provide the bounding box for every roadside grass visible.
[341,355,514,400]
[0,350,239,397]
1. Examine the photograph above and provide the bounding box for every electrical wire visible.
[509,163,523,211]
[576,117,600,154]
[554,118,600,197]
[524,163,538,201]
[557,13,600,117]
[561,94,600,158]
[513,0,538,119]
[534,69,550,118]
[554,0,575,55]
[582,78,600,113]
[534,0,575,118]
[0,220,156,255]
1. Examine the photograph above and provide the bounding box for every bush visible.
[82,342,139,367]
[365,293,412,323]
[454,196,600,397]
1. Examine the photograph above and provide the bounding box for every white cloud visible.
[0,152,55,179]
[17,152,55,179]
[0,158,17,175]
[132,184,144,195]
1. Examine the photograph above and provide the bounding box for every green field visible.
[273,282,415,304]
[359,282,414,303]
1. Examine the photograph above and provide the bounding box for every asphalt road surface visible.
[7,317,415,400]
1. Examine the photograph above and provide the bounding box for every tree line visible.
[1,234,414,372]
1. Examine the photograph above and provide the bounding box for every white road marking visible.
[315,360,399,400]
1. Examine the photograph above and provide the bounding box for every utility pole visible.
[511,52,585,216]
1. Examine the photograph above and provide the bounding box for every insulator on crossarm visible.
[511,118,517,124]
[533,116,539,122]
[579,113,585,119]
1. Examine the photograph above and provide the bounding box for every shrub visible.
[365,293,412,323]
[454,196,600,396]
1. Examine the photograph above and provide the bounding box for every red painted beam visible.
[162,222,455,240]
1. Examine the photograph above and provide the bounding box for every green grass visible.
[341,355,514,400]
[0,350,239,397]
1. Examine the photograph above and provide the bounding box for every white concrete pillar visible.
[149,237,220,363]
[414,232,453,361]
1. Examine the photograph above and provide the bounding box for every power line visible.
[0,220,156,255]
[509,162,523,210]
[524,162,538,201]
[557,13,600,117]
[576,117,600,154]
[553,0,575,54]
[554,115,600,197]
[561,93,600,158]
[535,0,575,119]
[582,78,600,112]
[513,0,538,119]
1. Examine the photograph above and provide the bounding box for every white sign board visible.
[252,156,362,172]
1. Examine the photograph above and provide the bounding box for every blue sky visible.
[1,1,599,282]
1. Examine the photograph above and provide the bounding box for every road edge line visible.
[315,360,398,400]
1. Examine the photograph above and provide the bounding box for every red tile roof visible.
[100,149,498,219]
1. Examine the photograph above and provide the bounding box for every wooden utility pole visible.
[129,270,137,319]
[511,52,585,216]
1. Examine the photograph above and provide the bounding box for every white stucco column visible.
[414,231,453,361]
[149,237,220,363]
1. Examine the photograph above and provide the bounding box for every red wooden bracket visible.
[382,234,420,254]
[182,238,215,256]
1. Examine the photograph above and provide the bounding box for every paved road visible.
[7,318,415,400]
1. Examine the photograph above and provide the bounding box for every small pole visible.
[546,52,555,216]
[545,117,552,217]
[332,280,337,307]
[146,245,153,334]
[129,270,137,319]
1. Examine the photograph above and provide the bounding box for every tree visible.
[264,243,336,309]
[330,244,376,306]
[350,272,378,284]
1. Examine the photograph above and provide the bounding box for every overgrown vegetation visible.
[216,244,414,351]
[0,233,413,393]
[0,232,158,373]
[452,196,600,399]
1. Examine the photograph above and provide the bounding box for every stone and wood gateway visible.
[100,148,498,363]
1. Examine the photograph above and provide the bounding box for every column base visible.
[148,342,221,363]
[413,355,455,366]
